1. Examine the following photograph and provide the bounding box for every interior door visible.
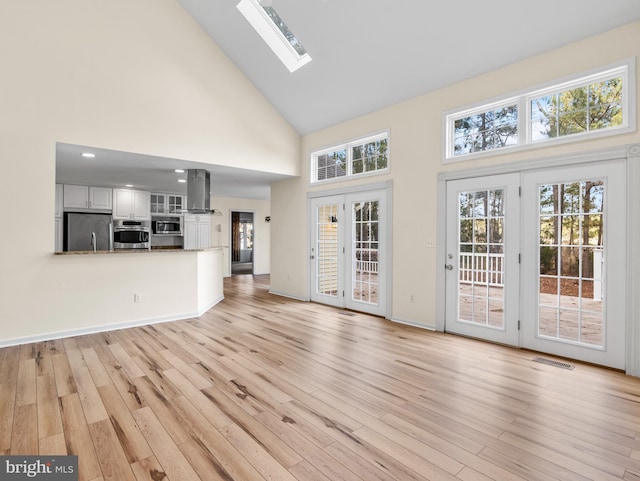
[521,160,626,369]
[445,174,520,345]
[310,189,388,316]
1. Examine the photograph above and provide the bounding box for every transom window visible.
[445,61,634,162]
[312,132,389,183]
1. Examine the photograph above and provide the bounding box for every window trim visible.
[310,131,390,185]
[443,59,636,163]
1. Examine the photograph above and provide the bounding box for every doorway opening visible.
[231,211,254,275]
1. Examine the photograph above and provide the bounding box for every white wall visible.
[271,21,640,326]
[0,0,299,343]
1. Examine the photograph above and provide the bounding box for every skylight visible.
[237,0,312,73]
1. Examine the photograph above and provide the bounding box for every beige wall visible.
[0,0,299,344]
[271,21,640,325]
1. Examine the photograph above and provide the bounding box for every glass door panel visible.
[537,180,604,346]
[458,189,505,329]
[351,200,379,305]
[317,203,339,297]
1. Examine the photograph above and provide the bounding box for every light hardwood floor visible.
[1,274,639,481]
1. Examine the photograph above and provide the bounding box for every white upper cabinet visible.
[63,185,112,210]
[113,189,150,220]
[150,193,184,215]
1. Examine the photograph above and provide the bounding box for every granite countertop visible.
[55,246,224,255]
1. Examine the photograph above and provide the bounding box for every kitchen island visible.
[2,247,227,348]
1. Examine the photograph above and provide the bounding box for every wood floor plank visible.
[39,432,68,455]
[254,410,366,481]
[170,394,267,481]
[162,369,231,429]
[108,343,146,380]
[219,422,298,481]
[89,418,138,481]
[60,393,102,481]
[11,404,38,455]
[81,348,114,388]
[132,406,202,481]
[37,374,63,440]
[200,383,303,468]
[34,341,55,377]
[15,358,36,407]
[97,384,153,464]
[131,376,191,445]
[159,349,212,390]
[51,352,77,397]
[130,455,169,481]
[0,383,17,452]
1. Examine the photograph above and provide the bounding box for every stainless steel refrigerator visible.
[64,213,113,252]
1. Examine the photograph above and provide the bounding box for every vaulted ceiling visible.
[57,2,640,199]
[178,0,640,135]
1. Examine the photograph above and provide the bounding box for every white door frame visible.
[436,144,640,376]
[307,181,393,319]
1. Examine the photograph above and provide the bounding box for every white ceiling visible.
[55,143,294,199]
[179,0,640,135]
[57,1,640,199]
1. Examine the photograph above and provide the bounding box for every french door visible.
[445,174,521,345]
[444,160,627,369]
[521,161,626,369]
[310,189,388,317]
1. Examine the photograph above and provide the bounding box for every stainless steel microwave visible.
[152,216,183,236]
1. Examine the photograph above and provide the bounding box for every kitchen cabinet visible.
[112,189,150,220]
[63,184,112,210]
[150,193,184,215]
[184,214,211,249]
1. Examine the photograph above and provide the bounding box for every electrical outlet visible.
[425,238,435,248]
[409,294,415,303]
[134,293,141,303]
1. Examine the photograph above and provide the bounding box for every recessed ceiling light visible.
[81,152,95,158]
[125,184,133,188]
[174,169,185,173]
[178,179,187,183]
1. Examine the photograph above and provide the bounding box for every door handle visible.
[445,264,453,270]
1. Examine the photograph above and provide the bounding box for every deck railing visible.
[459,252,504,286]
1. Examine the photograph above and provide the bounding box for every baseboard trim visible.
[0,295,225,349]
[197,295,225,316]
[268,290,308,302]
[390,317,437,331]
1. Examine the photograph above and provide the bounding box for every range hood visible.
[186,169,211,213]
